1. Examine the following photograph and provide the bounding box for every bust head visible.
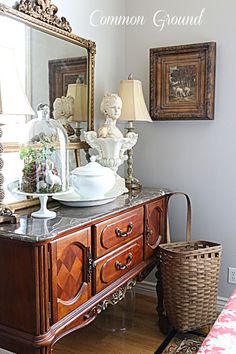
[36,103,50,120]
[100,94,122,121]
[53,96,74,121]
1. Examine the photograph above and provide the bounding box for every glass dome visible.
[19,104,68,195]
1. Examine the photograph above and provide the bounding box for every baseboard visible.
[135,281,157,298]
[135,281,228,313]
[217,296,228,312]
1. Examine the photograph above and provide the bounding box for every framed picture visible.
[49,56,87,114]
[150,42,216,120]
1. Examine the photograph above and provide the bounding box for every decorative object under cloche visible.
[18,103,69,218]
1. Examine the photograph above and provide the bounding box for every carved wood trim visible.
[87,46,95,130]
[146,206,163,248]
[150,42,216,120]
[0,4,96,50]
[34,245,50,335]
[83,278,137,321]
[149,235,162,250]
[100,225,110,250]
[15,0,72,33]
[58,283,87,307]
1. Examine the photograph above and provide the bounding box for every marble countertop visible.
[0,188,170,243]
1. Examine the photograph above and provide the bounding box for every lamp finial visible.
[128,73,133,80]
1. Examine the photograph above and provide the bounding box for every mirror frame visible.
[0,1,96,130]
[0,1,95,210]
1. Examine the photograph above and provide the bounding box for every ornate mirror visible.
[0,1,96,209]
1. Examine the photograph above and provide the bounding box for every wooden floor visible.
[54,293,165,354]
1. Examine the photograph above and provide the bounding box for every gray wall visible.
[125,0,236,298]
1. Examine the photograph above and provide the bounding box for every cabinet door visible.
[51,228,92,321]
[144,198,166,259]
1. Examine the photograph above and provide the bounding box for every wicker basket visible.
[159,192,222,333]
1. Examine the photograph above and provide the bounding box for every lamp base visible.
[0,206,20,224]
[69,127,83,143]
[125,177,142,192]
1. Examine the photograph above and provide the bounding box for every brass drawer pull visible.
[115,223,133,238]
[115,253,133,270]
[145,227,153,244]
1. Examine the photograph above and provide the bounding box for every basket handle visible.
[166,192,192,243]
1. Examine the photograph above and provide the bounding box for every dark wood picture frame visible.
[150,42,216,120]
[49,56,87,114]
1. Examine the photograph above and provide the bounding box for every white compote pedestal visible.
[15,189,72,219]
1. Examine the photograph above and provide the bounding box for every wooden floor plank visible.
[54,293,165,354]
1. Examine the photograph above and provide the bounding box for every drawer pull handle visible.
[115,223,133,238]
[115,253,133,270]
[146,227,153,244]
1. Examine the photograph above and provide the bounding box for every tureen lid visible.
[72,156,112,177]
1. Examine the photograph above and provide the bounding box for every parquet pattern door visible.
[52,228,92,320]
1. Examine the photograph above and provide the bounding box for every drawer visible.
[93,206,144,258]
[94,235,143,293]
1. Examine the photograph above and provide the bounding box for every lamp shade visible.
[67,83,87,122]
[0,46,34,116]
[119,78,152,122]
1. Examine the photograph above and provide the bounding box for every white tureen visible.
[70,156,116,199]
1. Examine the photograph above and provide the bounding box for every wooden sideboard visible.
[0,189,168,353]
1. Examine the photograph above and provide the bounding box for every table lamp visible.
[0,46,34,223]
[67,78,87,142]
[119,74,152,191]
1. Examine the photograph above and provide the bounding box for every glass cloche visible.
[19,104,69,195]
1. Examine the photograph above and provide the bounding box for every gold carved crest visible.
[15,0,72,32]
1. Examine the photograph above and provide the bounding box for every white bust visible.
[53,96,75,136]
[53,96,74,124]
[98,93,123,139]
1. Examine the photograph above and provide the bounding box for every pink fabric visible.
[198,289,236,354]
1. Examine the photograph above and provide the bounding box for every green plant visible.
[20,138,58,193]
[20,142,56,165]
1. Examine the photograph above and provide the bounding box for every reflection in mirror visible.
[0,15,88,144]
[31,29,88,141]
[0,14,88,205]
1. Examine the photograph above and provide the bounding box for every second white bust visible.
[98,93,123,139]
